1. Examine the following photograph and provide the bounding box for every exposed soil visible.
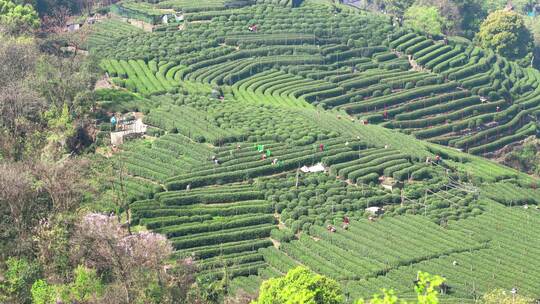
[95,74,113,90]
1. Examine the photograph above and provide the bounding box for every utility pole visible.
[295,167,300,188]
[424,189,428,217]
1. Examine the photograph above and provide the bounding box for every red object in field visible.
[319,144,324,151]
[343,216,350,224]
[363,120,369,125]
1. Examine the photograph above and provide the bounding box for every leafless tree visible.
[0,39,38,87]
[34,158,90,214]
[33,54,98,111]
[0,39,45,160]
[0,84,43,132]
[41,6,71,34]
[0,84,46,160]
[106,156,132,233]
[72,213,173,303]
[0,162,46,257]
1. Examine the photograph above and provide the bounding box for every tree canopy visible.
[475,10,533,60]
[413,0,459,34]
[379,0,415,18]
[252,267,446,304]
[404,5,448,36]
[253,266,345,304]
[0,0,40,34]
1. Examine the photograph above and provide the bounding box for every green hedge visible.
[178,239,273,259]
[171,225,274,250]
[160,214,276,238]
[344,82,457,114]
[160,191,264,206]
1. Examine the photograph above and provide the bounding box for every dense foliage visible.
[404,5,447,36]
[253,266,344,304]
[0,0,40,34]
[475,10,533,61]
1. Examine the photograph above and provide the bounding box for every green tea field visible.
[87,0,540,301]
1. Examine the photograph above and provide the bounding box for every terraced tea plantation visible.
[89,0,540,301]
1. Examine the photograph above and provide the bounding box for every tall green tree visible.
[0,257,41,304]
[253,266,345,304]
[524,16,540,68]
[475,10,533,60]
[413,0,459,34]
[30,265,104,304]
[404,5,448,36]
[451,0,486,38]
[481,0,536,15]
[0,0,39,35]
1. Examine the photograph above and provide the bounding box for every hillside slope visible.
[87,1,540,301]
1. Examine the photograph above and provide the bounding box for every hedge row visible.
[132,202,273,221]
[398,99,506,129]
[329,148,394,175]
[171,224,274,250]
[160,191,264,206]
[179,239,273,260]
[159,214,276,238]
[337,153,408,178]
[343,82,457,114]
[142,214,213,229]
[469,122,536,155]
[393,96,481,122]
[166,146,352,190]
[198,252,264,271]
[225,55,325,84]
[349,159,409,183]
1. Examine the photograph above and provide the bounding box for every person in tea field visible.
[342,216,350,230]
[110,115,117,131]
